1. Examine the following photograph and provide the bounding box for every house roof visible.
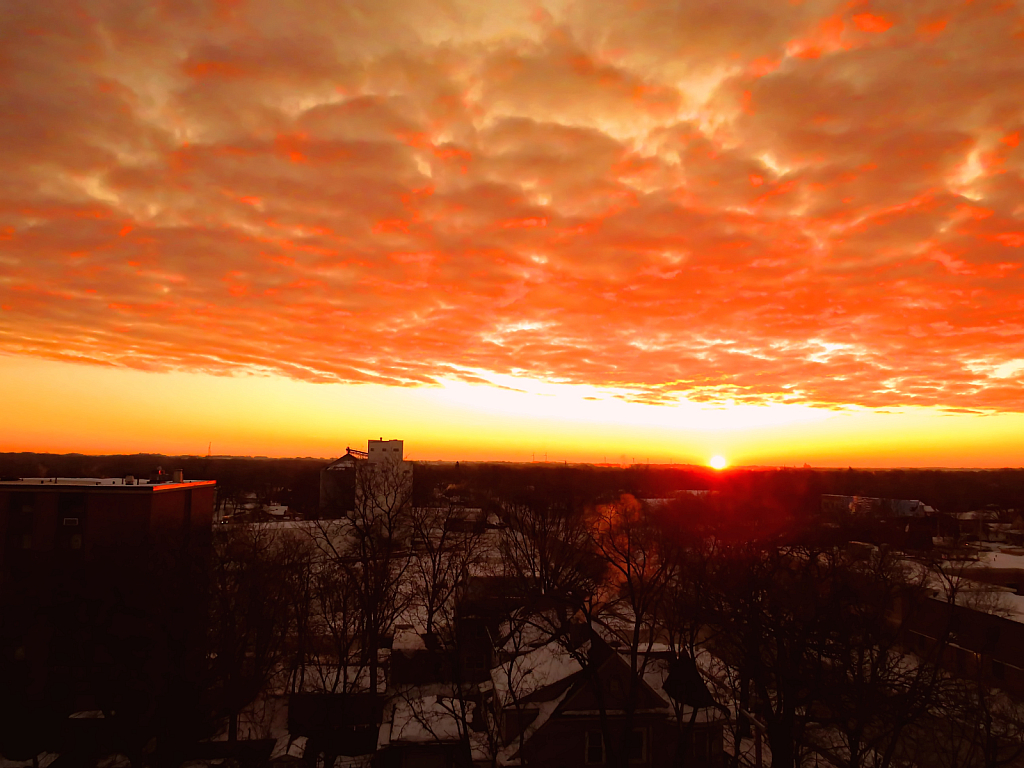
[557,651,673,716]
[491,642,583,707]
[381,685,475,746]
[496,685,575,766]
[492,635,725,765]
[637,652,718,710]
[0,477,215,492]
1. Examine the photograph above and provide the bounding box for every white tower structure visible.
[368,438,405,465]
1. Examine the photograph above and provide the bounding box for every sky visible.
[1,0,1023,467]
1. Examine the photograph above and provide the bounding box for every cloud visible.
[1,0,1023,411]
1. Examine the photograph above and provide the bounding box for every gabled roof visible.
[639,652,718,710]
[557,650,672,715]
[491,642,584,707]
[494,636,725,765]
[379,683,491,763]
[387,689,471,744]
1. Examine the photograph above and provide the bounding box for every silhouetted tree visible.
[810,547,946,768]
[590,494,677,768]
[206,523,299,741]
[707,542,840,768]
[312,457,414,695]
[408,491,484,636]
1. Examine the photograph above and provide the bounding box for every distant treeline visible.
[2,453,1022,521]
[414,462,1024,517]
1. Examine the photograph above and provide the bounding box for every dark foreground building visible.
[0,475,216,763]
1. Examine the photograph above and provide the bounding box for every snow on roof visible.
[639,498,673,507]
[957,510,1001,520]
[393,628,427,653]
[634,654,722,720]
[270,735,307,762]
[996,591,1024,623]
[496,685,574,766]
[289,664,383,694]
[491,642,583,707]
[495,617,552,653]
[907,557,1024,625]
[386,687,474,744]
[639,656,675,706]
[391,603,431,651]
[334,758,373,768]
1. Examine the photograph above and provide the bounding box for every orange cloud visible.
[852,12,894,33]
[1,0,1023,418]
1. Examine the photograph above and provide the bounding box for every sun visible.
[709,455,728,470]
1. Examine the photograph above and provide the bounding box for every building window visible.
[629,728,647,763]
[682,730,709,763]
[586,731,605,764]
[5,496,34,553]
[695,730,709,761]
[57,494,86,551]
[401,753,445,768]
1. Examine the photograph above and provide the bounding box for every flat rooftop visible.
[0,477,216,492]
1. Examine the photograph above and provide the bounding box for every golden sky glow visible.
[1,0,1023,465]
[2,355,1023,467]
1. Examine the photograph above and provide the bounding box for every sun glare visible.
[709,455,728,470]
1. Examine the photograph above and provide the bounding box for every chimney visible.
[172,469,184,484]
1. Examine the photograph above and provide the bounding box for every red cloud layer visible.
[1,0,1023,410]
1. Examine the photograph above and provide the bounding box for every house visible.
[953,510,1017,543]
[902,595,1024,696]
[821,495,936,520]
[288,693,384,764]
[490,634,726,767]
[376,684,490,768]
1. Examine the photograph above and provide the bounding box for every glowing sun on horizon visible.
[709,455,728,470]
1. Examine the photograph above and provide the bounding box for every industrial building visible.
[319,439,409,516]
